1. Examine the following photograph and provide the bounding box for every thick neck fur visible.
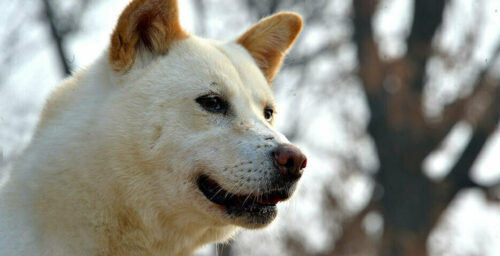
[1,56,236,256]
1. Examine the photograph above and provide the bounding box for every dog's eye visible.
[264,108,274,122]
[196,95,228,114]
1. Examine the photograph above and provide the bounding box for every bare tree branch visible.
[284,41,343,68]
[483,181,500,202]
[41,0,71,76]
[427,46,500,147]
[350,0,500,254]
[406,0,446,92]
[192,0,207,36]
[443,84,500,191]
[331,200,378,256]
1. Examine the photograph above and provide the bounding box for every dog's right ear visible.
[109,0,188,72]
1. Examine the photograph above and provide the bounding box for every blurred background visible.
[1,0,500,255]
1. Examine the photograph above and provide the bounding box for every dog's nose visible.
[272,144,307,179]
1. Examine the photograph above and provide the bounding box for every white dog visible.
[0,0,306,255]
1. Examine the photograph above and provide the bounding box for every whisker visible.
[252,188,260,206]
[241,188,257,206]
[224,190,231,199]
[209,186,225,201]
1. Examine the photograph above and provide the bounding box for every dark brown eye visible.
[264,108,273,122]
[196,95,228,114]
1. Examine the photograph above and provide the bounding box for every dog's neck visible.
[17,135,237,255]
[6,60,237,255]
[28,173,236,255]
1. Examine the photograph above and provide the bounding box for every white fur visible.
[0,34,295,255]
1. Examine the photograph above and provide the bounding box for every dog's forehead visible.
[214,42,274,103]
[166,37,274,104]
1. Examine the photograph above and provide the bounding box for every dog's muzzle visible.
[196,143,307,226]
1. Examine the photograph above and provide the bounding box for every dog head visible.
[106,0,306,229]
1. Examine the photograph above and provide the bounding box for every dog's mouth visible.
[196,174,297,228]
[196,175,295,228]
[197,174,289,208]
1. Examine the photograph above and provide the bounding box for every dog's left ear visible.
[237,12,303,84]
[109,0,188,72]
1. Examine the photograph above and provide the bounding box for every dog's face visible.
[107,0,306,229]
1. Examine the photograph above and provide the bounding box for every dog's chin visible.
[196,174,295,228]
[226,204,277,229]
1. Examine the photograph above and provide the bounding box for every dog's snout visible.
[272,144,307,179]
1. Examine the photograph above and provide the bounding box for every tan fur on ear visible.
[109,0,188,72]
[237,12,303,84]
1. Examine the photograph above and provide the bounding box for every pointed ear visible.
[109,0,188,72]
[237,12,303,84]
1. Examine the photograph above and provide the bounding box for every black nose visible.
[272,144,307,179]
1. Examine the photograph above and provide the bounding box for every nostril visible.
[264,136,274,141]
[300,158,307,170]
[275,150,289,166]
[285,158,294,169]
